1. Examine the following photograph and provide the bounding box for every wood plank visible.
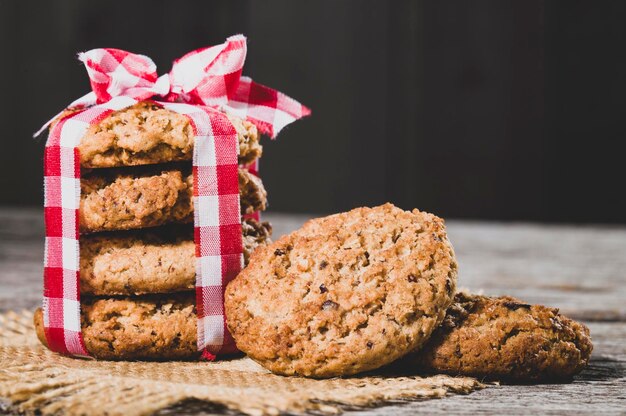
[348,321,626,415]
[1,209,624,415]
[0,209,44,313]
[152,322,625,416]
[446,221,626,320]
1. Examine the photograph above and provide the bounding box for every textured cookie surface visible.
[56,101,261,168]
[80,219,272,296]
[34,295,198,360]
[225,203,457,378]
[79,165,266,233]
[412,293,593,381]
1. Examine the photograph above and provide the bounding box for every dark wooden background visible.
[1,0,625,223]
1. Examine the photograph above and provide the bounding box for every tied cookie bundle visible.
[34,35,309,360]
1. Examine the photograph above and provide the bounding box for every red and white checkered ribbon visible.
[40,35,310,359]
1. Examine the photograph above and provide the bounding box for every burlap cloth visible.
[0,311,483,415]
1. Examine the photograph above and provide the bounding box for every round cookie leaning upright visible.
[225,203,458,378]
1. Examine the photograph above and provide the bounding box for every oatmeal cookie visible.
[55,101,261,168]
[34,294,199,360]
[80,219,272,296]
[411,293,593,381]
[79,165,267,233]
[225,203,457,378]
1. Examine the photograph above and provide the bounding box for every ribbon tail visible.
[223,76,310,138]
[33,91,97,138]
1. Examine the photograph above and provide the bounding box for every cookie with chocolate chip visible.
[225,203,458,378]
[55,101,261,168]
[34,294,199,360]
[79,164,266,233]
[410,292,593,381]
[79,219,271,296]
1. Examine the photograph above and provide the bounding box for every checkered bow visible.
[41,35,310,359]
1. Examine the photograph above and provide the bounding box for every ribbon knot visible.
[66,35,309,138]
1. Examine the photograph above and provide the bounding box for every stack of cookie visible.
[35,102,271,359]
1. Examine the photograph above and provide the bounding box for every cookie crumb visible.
[321,300,339,311]
[502,301,531,311]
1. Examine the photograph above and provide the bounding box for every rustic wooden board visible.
[0,208,624,414]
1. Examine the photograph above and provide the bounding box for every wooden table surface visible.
[1,208,624,415]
